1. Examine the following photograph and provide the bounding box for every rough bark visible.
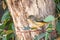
[6,0,55,40]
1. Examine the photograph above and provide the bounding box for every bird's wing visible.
[27,19,38,28]
[34,22,47,27]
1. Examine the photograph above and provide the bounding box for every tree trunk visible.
[6,0,55,40]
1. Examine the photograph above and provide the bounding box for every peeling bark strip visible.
[6,0,55,40]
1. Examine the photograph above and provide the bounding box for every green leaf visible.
[1,10,11,23]
[46,24,53,33]
[0,35,3,38]
[8,34,14,40]
[7,32,14,40]
[0,29,3,32]
[54,0,60,4]
[45,32,49,40]
[57,3,60,10]
[2,35,7,40]
[34,33,46,40]
[11,23,15,32]
[5,30,13,35]
[8,23,14,30]
[0,23,6,29]
[43,15,55,22]
[48,24,53,28]
[56,20,60,35]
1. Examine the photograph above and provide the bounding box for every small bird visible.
[27,15,43,22]
[27,15,48,29]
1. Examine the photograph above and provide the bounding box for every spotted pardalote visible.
[27,15,48,29]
